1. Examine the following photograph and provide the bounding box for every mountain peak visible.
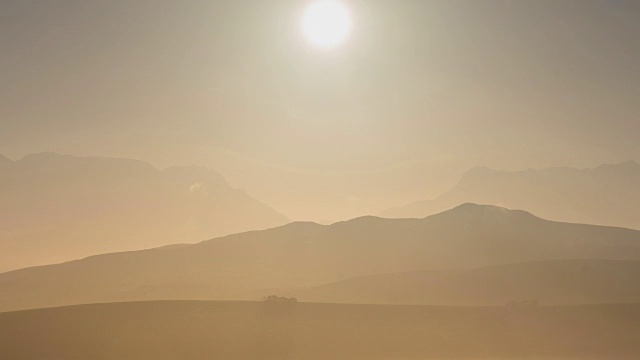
[336,215,386,225]
[427,203,539,221]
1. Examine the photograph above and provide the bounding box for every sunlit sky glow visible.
[0,0,638,221]
[301,0,352,49]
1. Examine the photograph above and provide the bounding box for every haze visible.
[1,1,640,359]
[1,0,638,222]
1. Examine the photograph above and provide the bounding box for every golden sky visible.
[1,0,638,221]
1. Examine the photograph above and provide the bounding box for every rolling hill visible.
[294,259,640,306]
[381,161,640,230]
[1,301,640,359]
[1,204,640,312]
[0,152,288,272]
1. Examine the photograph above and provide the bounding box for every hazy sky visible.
[1,0,638,221]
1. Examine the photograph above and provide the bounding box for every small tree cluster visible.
[263,295,298,304]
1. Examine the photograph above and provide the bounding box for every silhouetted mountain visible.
[0,152,288,272]
[2,204,640,312]
[2,301,640,359]
[381,161,640,229]
[295,259,640,306]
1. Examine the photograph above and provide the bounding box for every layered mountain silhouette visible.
[381,161,640,230]
[2,203,640,312]
[295,259,640,306]
[0,152,288,272]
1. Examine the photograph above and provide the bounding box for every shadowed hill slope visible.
[0,152,288,272]
[2,301,640,359]
[295,259,640,306]
[1,204,640,312]
[382,161,640,230]
[0,154,12,168]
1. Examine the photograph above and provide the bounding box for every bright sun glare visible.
[301,0,352,49]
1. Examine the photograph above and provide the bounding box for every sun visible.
[301,1,352,49]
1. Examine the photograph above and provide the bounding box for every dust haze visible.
[1,0,639,359]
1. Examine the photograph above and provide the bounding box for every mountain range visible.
[381,161,640,230]
[2,203,640,312]
[295,259,640,306]
[0,152,288,272]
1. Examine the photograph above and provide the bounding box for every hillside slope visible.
[295,259,640,306]
[1,204,639,312]
[0,152,288,272]
[0,154,12,168]
[2,301,640,359]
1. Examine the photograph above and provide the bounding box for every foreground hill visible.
[0,152,288,272]
[1,301,640,359]
[382,161,640,230]
[1,204,640,312]
[295,259,640,306]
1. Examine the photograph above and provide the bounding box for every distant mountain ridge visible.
[294,259,640,306]
[2,203,640,312]
[381,161,640,229]
[0,152,289,272]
